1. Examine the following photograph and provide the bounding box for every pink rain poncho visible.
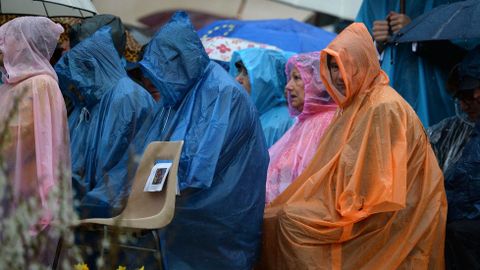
[265,52,337,204]
[0,17,70,233]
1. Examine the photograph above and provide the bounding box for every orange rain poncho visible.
[259,23,447,270]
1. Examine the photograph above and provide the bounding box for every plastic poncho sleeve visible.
[78,82,155,218]
[273,102,407,244]
[33,78,71,227]
[170,84,232,190]
[0,75,70,233]
[444,122,480,222]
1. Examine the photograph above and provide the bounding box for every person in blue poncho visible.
[356,0,461,126]
[230,48,294,147]
[120,12,269,270]
[55,27,155,219]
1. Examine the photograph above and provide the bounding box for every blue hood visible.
[140,12,209,108]
[55,27,125,108]
[230,48,292,115]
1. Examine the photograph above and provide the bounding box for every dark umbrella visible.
[394,0,480,43]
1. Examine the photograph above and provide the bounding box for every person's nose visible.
[286,79,294,92]
[235,74,244,85]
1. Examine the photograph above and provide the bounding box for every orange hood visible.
[320,23,388,108]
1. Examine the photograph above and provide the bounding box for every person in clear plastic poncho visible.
[265,52,337,204]
[430,47,480,270]
[258,23,447,269]
[117,12,269,270]
[55,28,155,218]
[0,16,71,265]
[428,47,480,173]
[230,48,294,147]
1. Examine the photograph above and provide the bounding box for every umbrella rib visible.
[33,0,96,15]
[433,8,462,39]
[42,1,50,17]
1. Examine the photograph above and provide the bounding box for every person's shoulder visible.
[18,74,61,95]
[24,73,58,85]
[370,86,416,116]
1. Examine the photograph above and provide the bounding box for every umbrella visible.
[201,36,281,62]
[197,18,336,53]
[0,14,145,62]
[270,0,362,20]
[0,0,97,18]
[394,0,480,43]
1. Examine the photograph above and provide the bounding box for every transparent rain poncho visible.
[0,17,70,233]
[265,52,337,204]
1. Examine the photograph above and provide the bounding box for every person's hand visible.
[388,12,411,33]
[372,20,390,43]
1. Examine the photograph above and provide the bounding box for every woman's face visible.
[286,66,305,112]
[235,61,251,94]
[329,57,346,95]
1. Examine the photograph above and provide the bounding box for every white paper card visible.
[144,161,172,192]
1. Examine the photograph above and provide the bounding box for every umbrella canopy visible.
[271,0,362,20]
[0,14,144,62]
[0,0,97,18]
[394,0,480,43]
[202,36,281,62]
[197,18,336,53]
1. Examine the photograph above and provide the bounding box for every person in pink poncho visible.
[265,52,337,204]
[0,17,70,241]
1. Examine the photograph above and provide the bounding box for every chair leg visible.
[151,230,163,270]
[52,235,63,270]
[100,226,108,261]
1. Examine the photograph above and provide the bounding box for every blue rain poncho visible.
[444,121,480,222]
[230,48,294,147]
[133,12,268,270]
[356,0,460,126]
[55,28,155,218]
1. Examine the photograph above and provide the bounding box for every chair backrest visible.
[67,141,182,270]
[113,141,183,229]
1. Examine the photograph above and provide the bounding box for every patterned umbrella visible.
[201,36,281,62]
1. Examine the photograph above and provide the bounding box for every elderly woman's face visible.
[286,66,305,112]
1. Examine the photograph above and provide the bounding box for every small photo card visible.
[144,160,173,192]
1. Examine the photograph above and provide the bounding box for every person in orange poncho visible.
[258,23,447,270]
